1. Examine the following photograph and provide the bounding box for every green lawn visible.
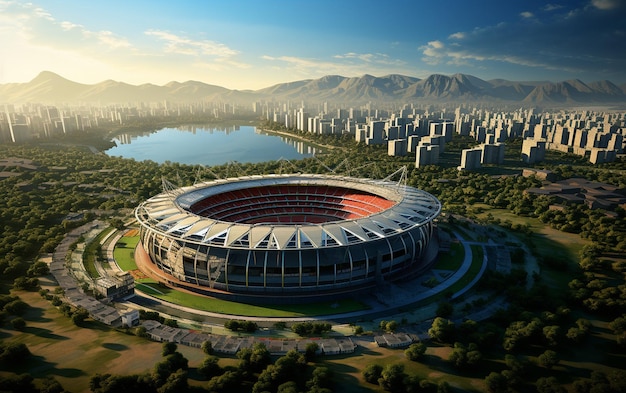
[444,245,484,295]
[434,242,464,270]
[473,207,587,266]
[135,280,369,317]
[114,235,140,271]
[82,227,115,278]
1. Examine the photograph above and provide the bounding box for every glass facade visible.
[137,220,434,295]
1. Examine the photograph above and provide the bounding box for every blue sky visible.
[0,0,624,89]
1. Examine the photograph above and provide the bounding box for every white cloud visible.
[543,4,564,11]
[333,52,405,67]
[419,41,447,65]
[261,53,413,80]
[60,21,81,31]
[145,30,238,58]
[591,0,622,10]
[419,2,626,80]
[89,30,132,49]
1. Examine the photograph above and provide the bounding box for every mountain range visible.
[1,71,625,106]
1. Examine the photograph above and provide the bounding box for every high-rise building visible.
[388,139,407,157]
[459,148,482,170]
[415,143,439,168]
[522,139,546,164]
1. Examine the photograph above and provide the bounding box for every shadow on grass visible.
[358,347,383,356]
[424,355,504,380]
[83,320,114,332]
[102,342,129,351]
[321,357,375,393]
[24,306,53,323]
[24,326,69,341]
[10,355,86,379]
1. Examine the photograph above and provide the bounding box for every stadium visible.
[134,174,441,304]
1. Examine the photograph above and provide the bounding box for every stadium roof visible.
[135,174,441,250]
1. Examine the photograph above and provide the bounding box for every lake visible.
[105,125,322,166]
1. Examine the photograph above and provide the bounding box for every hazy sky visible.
[1,0,625,89]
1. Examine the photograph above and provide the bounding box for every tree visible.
[362,363,383,384]
[428,317,455,343]
[448,342,481,370]
[39,376,65,393]
[504,354,528,375]
[538,349,559,369]
[205,370,242,393]
[404,342,427,361]
[250,342,272,371]
[0,373,37,393]
[277,381,299,393]
[13,276,39,290]
[135,326,149,338]
[536,376,566,393]
[567,318,591,344]
[157,369,187,393]
[543,325,560,347]
[0,342,31,365]
[109,218,125,230]
[201,340,213,355]
[378,363,406,393]
[27,261,50,277]
[162,342,178,357]
[3,299,29,315]
[484,372,508,393]
[197,355,221,379]
[385,320,398,333]
[11,317,26,331]
[72,308,90,326]
[305,342,319,361]
[238,342,271,373]
[306,366,333,391]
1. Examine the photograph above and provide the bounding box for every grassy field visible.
[0,284,208,393]
[321,342,487,392]
[113,234,140,271]
[473,207,587,259]
[433,241,464,270]
[82,227,116,278]
[134,280,369,317]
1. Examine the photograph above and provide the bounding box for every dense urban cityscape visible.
[3,99,624,167]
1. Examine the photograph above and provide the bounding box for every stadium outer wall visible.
[134,174,442,305]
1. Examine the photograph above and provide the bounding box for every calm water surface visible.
[105,125,321,166]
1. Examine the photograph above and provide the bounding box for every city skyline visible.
[1,0,625,90]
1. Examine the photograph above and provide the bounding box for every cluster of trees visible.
[139,310,178,328]
[0,289,68,392]
[89,342,189,393]
[290,321,332,336]
[198,341,333,393]
[0,373,65,393]
[0,294,29,331]
[362,362,449,393]
[423,302,626,393]
[224,319,258,333]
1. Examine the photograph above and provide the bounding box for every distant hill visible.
[1,71,625,105]
[523,79,626,104]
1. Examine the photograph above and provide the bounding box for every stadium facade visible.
[134,174,441,304]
